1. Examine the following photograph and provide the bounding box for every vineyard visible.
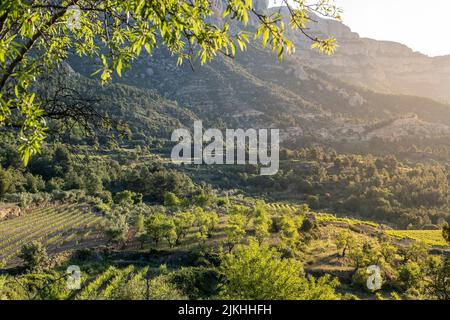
[267,203,299,212]
[385,229,448,247]
[0,205,104,266]
[73,265,149,300]
[266,203,380,227]
[314,213,379,228]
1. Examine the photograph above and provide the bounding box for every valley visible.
[1,0,450,302]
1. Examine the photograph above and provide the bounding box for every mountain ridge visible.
[65,5,450,148]
[282,10,450,103]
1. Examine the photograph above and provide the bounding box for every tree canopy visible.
[443,223,450,244]
[0,0,339,164]
[219,239,339,299]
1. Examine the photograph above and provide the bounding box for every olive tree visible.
[443,223,450,244]
[18,240,49,271]
[219,239,339,299]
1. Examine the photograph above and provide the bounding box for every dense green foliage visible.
[18,241,48,272]
[219,239,339,300]
[190,146,450,228]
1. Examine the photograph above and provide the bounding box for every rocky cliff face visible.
[219,3,450,103]
[283,11,450,103]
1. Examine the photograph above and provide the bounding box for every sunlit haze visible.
[335,0,450,57]
[268,0,450,56]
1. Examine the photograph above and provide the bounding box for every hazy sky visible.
[268,0,450,56]
[335,0,450,56]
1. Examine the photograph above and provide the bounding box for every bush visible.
[306,195,320,210]
[18,241,49,272]
[94,191,113,205]
[300,218,316,233]
[270,216,282,233]
[2,193,33,208]
[443,223,450,244]
[172,267,219,299]
[398,261,422,290]
[114,190,135,205]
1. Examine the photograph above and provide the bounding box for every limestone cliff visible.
[287,12,450,103]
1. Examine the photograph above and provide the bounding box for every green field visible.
[315,213,379,228]
[386,230,447,246]
[0,205,103,266]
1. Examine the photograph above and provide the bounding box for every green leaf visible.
[262,29,270,48]
[116,59,123,77]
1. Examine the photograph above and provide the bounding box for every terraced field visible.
[386,229,447,247]
[267,203,299,211]
[0,205,104,266]
[74,265,148,300]
[315,213,379,228]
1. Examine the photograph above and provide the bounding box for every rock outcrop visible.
[0,205,22,220]
[286,12,450,103]
[207,2,450,104]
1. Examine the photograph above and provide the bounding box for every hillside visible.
[67,41,450,149]
[59,2,450,149]
[270,6,450,104]
[1,0,450,303]
[42,66,199,142]
[1,199,449,300]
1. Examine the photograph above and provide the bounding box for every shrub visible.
[18,241,49,272]
[306,195,320,210]
[398,261,422,290]
[219,239,339,300]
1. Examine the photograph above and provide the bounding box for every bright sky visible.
[334,0,450,56]
[268,0,450,57]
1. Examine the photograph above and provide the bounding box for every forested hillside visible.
[66,42,450,151]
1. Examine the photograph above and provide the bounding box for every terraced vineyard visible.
[315,213,379,228]
[386,229,447,247]
[267,204,380,228]
[0,205,104,266]
[74,265,148,300]
[267,203,299,212]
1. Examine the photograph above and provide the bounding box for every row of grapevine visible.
[0,208,82,247]
[386,230,447,247]
[75,266,149,300]
[267,203,298,212]
[0,205,104,266]
[75,266,119,300]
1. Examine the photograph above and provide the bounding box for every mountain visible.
[71,49,450,140]
[66,5,450,149]
[277,9,450,104]
[50,66,198,141]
